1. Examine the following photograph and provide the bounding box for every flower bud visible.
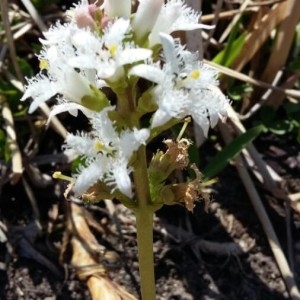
[132,0,164,43]
[101,0,131,18]
[75,3,99,29]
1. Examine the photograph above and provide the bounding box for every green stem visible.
[135,209,155,300]
[133,146,156,300]
[116,83,156,299]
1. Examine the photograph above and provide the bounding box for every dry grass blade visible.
[260,0,300,83]
[67,203,137,300]
[260,0,300,107]
[218,0,252,43]
[231,1,289,72]
[13,22,33,40]
[20,0,48,32]
[290,193,300,202]
[201,7,258,23]
[0,0,24,83]
[268,71,300,109]
[204,60,300,100]
[202,0,223,54]
[0,96,23,184]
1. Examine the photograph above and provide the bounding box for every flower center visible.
[189,70,200,79]
[93,140,116,157]
[39,59,49,70]
[109,44,118,56]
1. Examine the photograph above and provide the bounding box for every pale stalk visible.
[133,146,156,300]
[117,88,156,299]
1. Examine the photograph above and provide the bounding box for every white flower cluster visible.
[63,108,149,198]
[21,0,229,199]
[130,33,228,135]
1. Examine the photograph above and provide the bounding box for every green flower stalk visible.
[21,0,229,299]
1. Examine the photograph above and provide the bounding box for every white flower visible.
[67,18,152,81]
[21,24,100,113]
[132,0,164,41]
[22,18,151,113]
[130,33,228,136]
[21,66,94,114]
[132,0,213,47]
[64,108,150,198]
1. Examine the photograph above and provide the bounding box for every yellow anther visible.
[39,59,49,70]
[53,171,74,182]
[109,44,118,56]
[190,70,200,79]
[93,140,116,156]
[94,140,104,152]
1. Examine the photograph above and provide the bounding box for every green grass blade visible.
[203,124,266,179]
[213,20,246,67]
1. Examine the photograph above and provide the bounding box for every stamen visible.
[190,70,200,79]
[177,117,191,142]
[53,171,75,182]
[39,59,49,70]
[109,44,118,56]
[93,140,116,156]
[94,140,104,152]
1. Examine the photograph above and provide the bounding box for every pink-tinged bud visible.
[75,4,98,29]
[101,16,113,30]
[132,0,164,42]
[101,0,131,18]
[88,4,98,18]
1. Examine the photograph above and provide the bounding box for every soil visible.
[0,129,299,300]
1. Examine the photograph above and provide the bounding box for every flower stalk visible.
[133,146,157,299]
[135,210,155,300]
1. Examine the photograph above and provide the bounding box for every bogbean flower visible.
[21,1,152,114]
[130,33,229,136]
[63,108,150,198]
[67,18,152,82]
[148,0,214,46]
[21,0,229,201]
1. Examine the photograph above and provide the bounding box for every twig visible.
[164,223,255,256]
[201,7,258,23]
[203,0,223,53]
[218,0,252,43]
[20,0,48,32]
[285,201,294,273]
[0,95,23,184]
[0,0,24,84]
[21,176,42,230]
[239,70,283,120]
